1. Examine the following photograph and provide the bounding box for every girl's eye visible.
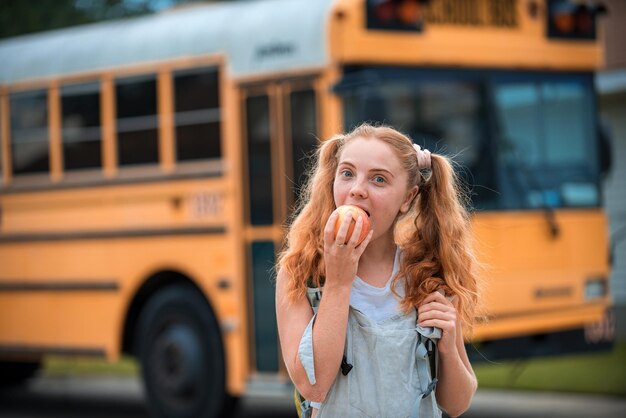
[340,170,353,178]
[373,175,385,184]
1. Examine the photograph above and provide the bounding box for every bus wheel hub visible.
[152,324,202,396]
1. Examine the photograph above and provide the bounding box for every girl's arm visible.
[418,291,477,417]
[276,272,352,403]
[276,211,373,403]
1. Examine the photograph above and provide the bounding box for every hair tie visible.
[413,144,431,169]
[413,144,432,184]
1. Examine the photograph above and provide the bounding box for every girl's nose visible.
[350,178,368,199]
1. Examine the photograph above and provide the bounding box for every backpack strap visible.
[426,338,438,382]
[411,327,441,418]
[294,387,311,418]
[306,286,323,313]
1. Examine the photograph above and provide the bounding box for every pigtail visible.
[278,134,344,302]
[396,154,480,331]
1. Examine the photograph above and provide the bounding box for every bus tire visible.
[0,361,40,388]
[136,284,229,418]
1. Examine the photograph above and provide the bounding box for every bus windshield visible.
[337,67,600,211]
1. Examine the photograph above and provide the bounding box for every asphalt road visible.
[1,375,625,418]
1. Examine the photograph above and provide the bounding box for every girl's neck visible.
[357,232,397,287]
[362,236,396,262]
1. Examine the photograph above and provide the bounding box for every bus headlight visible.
[585,277,608,300]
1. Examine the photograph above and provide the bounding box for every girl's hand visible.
[417,291,458,355]
[323,209,373,290]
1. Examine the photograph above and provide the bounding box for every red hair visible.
[277,124,482,330]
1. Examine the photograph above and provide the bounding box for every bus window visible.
[494,79,599,209]
[9,90,49,175]
[250,241,279,372]
[245,94,273,225]
[544,84,592,164]
[495,85,542,165]
[173,67,221,161]
[340,73,496,209]
[289,89,317,207]
[61,82,101,170]
[115,74,158,166]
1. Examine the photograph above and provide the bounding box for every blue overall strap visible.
[300,398,312,418]
[411,334,439,418]
[298,314,317,385]
[294,387,313,418]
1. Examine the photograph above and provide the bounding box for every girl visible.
[276,124,480,417]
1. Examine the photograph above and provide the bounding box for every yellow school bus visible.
[0,0,612,416]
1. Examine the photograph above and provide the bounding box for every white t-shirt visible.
[349,247,404,322]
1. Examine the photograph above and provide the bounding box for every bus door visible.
[240,79,319,376]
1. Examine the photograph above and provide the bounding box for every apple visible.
[334,205,371,245]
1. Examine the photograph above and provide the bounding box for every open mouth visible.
[355,205,372,218]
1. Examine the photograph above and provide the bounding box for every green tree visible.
[0,0,203,40]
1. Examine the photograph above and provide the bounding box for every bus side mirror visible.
[598,118,612,178]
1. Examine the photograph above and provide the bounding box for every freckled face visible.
[333,137,417,241]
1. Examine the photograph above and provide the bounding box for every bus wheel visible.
[136,285,228,418]
[0,361,40,388]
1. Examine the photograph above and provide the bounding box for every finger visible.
[437,288,457,305]
[417,302,456,316]
[418,318,456,330]
[422,290,452,306]
[324,211,340,244]
[418,299,456,321]
[418,302,456,315]
[347,215,364,247]
[419,292,453,310]
[417,309,456,323]
[335,210,353,245]
[355,228,374,255]
[419,299,453,310]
